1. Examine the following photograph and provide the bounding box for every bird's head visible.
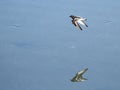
[69,15,76,19]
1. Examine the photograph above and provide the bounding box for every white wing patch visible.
[77,20,85,26]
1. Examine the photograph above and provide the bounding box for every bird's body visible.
[71,68,88,82]
[70,15,88,30]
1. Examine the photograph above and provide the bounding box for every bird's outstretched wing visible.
[81,20,88,27]
[76,22,83,30]
[77,68,88,75]
[72,20,76,26]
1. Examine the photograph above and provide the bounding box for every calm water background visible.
[0,0,120,90]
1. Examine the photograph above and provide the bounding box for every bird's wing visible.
[72,20,76,26]
[77,68,88,75]
[76,22,82,30]
[81,20,88,27]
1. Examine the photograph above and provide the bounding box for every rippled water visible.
[0,0,120,90]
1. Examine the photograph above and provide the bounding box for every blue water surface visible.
[0,0,120,90]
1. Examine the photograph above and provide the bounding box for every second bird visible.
[71,68,88,82]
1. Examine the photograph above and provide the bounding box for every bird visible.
[71,68,88,82]
[69,15,88,30]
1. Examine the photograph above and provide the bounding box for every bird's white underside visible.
[77,20,85,26]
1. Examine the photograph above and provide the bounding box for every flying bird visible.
[71,68,88,82]
[69,15,88,30]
